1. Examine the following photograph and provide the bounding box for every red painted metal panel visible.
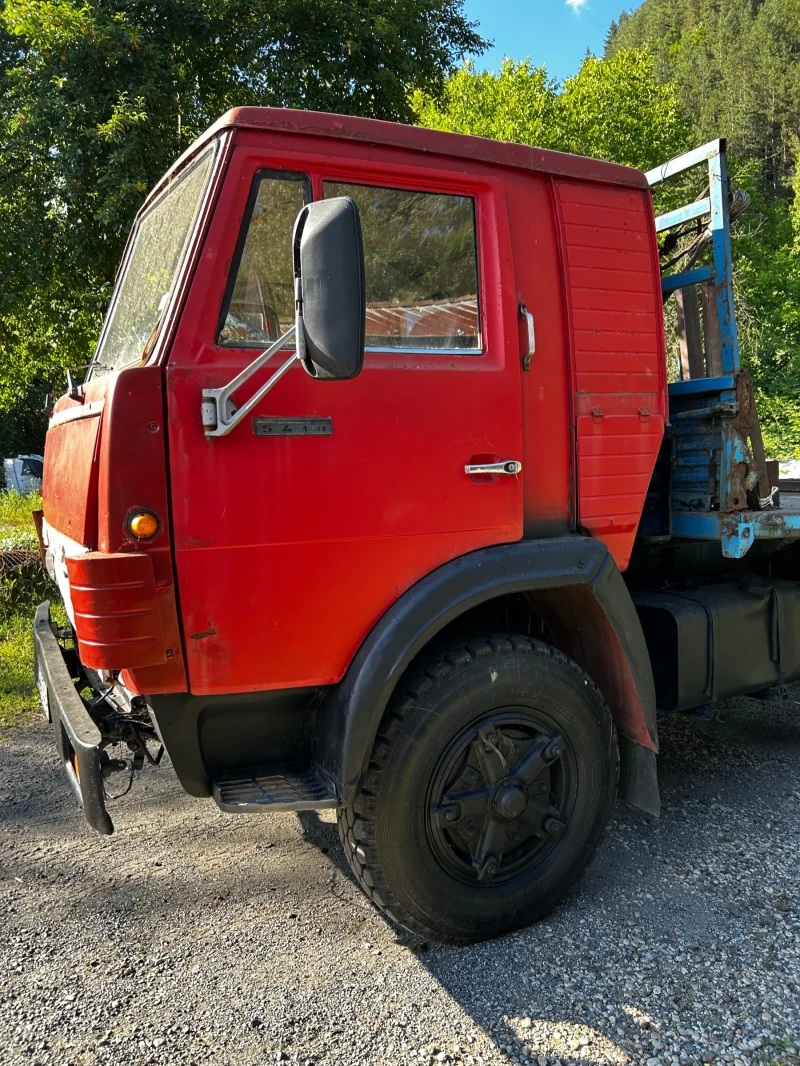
[42,364,185,687]
[503,171,572,537]
[67,552,166,670]
[571,266,654,294]
[166,137,522,695]
[141,108,649,222]
[42,405,102,548]
[96,366,187,694]
[556,181,666,570]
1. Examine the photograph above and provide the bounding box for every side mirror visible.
[293,197,365,380]
[202,196,365,437]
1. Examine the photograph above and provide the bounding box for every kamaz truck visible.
[32,109,800,943]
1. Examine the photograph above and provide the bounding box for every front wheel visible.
[337,634,618,943]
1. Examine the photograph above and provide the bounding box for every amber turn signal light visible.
[127,511,160,540]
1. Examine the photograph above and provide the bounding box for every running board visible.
[212,763,339,813]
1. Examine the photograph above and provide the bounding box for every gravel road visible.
[2,691,799,1066]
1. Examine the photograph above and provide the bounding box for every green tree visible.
[730,174,800,457]
[413,49,692,175]
[412,58,561,149]
[0,0,485,449]
[606,0,800,195]
[557,50,693,170]
[607,0,800,456]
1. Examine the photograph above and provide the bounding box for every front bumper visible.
[33,601,113,834]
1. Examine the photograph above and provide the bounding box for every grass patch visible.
[0,615,39,729]
[0,488,58,731]
[0,488,41,543]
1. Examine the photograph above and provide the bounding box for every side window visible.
[219,171,310,347]
[21,459,43,478]
[323,181,480,352]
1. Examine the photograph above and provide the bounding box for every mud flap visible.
[618,735,660,817]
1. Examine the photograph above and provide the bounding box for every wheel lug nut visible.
[544,737,563,759]
[543,817,566,839]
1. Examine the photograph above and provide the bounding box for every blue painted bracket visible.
[671,509,800,560]
[660,265,712,295]
[646,139,739,377]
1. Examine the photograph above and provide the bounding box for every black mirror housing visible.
[293,197,365,381]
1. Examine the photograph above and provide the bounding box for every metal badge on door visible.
[253,417,333,437]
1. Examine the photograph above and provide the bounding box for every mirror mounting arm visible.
[201,325,298,438]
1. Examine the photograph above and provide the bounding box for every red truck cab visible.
[35,109,799,943]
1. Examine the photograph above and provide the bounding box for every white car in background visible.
[4,454,44,494]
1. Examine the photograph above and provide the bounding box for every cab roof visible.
[155,106,649,204]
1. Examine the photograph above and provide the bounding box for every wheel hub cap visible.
[490,780,528,821]
[428,714,574,885]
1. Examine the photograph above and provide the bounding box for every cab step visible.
[212,763,338,813]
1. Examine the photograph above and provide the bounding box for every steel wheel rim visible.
[425,707,578,886]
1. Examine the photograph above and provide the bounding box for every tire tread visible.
[336,634,618,943]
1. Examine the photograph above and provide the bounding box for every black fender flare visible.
[318,535,660,814]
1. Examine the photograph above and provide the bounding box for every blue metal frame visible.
[668,375,735,396]
[646,139,739,376]
[642,141,800,559]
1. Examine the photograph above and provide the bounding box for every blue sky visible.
[462,0,641,83]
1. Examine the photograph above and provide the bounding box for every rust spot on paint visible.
[185,536,211,549]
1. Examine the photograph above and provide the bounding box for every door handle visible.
[465,461,522,476]
[519,302,535,370]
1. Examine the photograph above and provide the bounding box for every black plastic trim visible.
[148,686,326,797]
[316,535,654,804]
[33,601,113,835]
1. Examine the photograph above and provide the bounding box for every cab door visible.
[166,141,522,695]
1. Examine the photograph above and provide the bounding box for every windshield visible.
[92,145,216,373]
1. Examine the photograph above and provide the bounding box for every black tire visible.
[337,634,618,943]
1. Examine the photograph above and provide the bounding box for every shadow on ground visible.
[1,690,798,1066]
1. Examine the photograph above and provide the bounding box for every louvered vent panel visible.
[556,182,666,569]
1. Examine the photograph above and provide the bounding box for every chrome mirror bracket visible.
[201,326,298,438]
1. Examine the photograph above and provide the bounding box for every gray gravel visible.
[1,690,799,1066]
